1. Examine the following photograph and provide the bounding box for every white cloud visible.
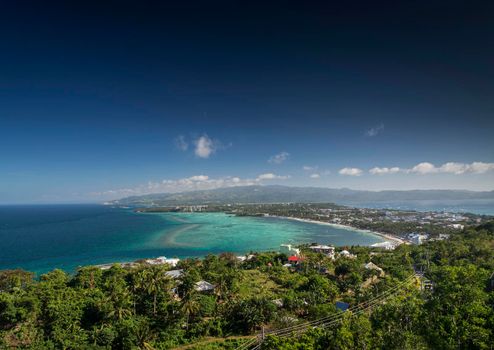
[91,173,290,199]
[365,123,384,137]
[194,135,217,158]
[409,161,494,175]
[188,175,209,181]
[409,162,437,174]
[369,167,402,175]
[339,167,363,176]
[268,151,290,164]
[365,161,494,176]
[174,135,188,151]
[310,173,320,179]
[468,162,494,174]
[256,173,290,181]
[303,165,317,171]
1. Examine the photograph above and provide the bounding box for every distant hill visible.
[110,185,494,207]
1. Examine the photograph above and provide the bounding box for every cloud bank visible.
[91,173,290,199]
[341,161,494,176]
[408,162,494,175]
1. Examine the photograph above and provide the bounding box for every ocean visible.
[0,205,383,275]
[1,199,492,275]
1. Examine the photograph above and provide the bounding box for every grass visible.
[237,269,282,299]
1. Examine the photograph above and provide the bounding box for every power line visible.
[237,274,417,350]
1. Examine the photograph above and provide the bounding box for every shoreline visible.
[263,215,404,246]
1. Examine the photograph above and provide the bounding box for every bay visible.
[0,204,384,275]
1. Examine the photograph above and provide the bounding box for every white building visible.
[450,224,464,230]
[280,244,300,256]
[339,250,357,259]
[146,256,180,267]
[408,233,428,245]
[308,245,335,259]
[371,241,396,250]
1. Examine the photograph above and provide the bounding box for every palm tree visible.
[102,286,133,320]
[134,266,174,316]
[181,294,200,330]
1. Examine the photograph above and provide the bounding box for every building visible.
[165,269,183,279]
[236,254,255,262]
[195,280,215,293]
[280,244,300,256]
[371,241,396,250]
[286,255,304,267]
[335,301,349,312]
[364,262,384,276]
[408,233,428,245]
[339,250,357,259]
[449,224,464,230]
[146,256,180,267]
[308,245,335,259]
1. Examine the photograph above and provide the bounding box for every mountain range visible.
[110,185,494,207]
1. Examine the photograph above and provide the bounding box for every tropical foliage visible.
[0,223,492,349]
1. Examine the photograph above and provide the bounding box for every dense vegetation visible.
[0,223,493,349]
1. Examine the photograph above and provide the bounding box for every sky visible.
[0,0,493,203]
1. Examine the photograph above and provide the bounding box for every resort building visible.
[308,245,335,259]
[146,256,180,267]
[371,241,396,250]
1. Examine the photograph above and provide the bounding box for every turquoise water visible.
[0,205,384,275]
[146,212,384,254]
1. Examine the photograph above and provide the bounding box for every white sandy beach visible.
[264,215,404,245]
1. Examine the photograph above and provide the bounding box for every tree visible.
[424,264,492,349]
[72,266,102,290]
[134,265,174,316]
[227,297,276,334]
[0,269,33,292]
[181,294,200,331]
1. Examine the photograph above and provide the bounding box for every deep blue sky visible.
[1,0,493,203]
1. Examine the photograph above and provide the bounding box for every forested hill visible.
[111,185,494,206]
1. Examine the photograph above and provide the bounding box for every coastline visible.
[263,215,405,246]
